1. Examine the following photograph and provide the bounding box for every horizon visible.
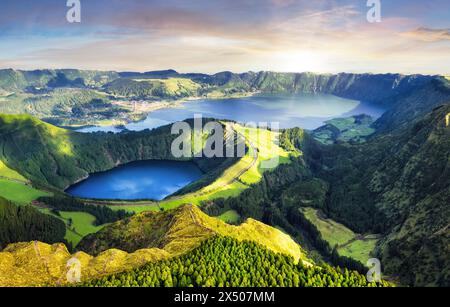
[0,67,445,77]
[0,0,449,75]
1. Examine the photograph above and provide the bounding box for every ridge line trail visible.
[165,123,258,200]
[97,123,259,208]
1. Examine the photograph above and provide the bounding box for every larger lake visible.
[66,160,203,200]
[78,94,385,133]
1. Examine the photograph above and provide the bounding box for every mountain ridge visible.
[0,204,307,287]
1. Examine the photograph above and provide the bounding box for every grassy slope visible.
[0,160,27,181]
[301,207,379,264]
[0,179,50,205]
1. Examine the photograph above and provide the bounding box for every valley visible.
[300,207,380,264]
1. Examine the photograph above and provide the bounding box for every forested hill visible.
[0,114,228,190]
[83,236,390,288]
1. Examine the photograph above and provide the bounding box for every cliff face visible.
[207,71,437,104]
[0,68,438,104]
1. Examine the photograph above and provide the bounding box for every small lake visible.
[77,94,385,133]
[66,160,203,200]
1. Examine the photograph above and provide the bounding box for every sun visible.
[275,51,328,73]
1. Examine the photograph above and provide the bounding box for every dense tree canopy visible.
[0,197,66,250]
[82,236,390,287]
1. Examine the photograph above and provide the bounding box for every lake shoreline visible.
[67,92,259,131]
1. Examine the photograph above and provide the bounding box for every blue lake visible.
[78,94,385,133]
[66,160,203,200]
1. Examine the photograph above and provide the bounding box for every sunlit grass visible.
[0,160,27,182]
[0,179,50,205]
[132,78,201,96]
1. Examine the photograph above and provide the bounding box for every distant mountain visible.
[0,69,118,91]
[119,69,179,79]
[0,68,443,127]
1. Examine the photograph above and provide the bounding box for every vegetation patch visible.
[39,208,105,246]
[217,210,240,224]
[82,236,391,287]
[312,115,375,144]
[301,207,379,264]
[0,160,27,182]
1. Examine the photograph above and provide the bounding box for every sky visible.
[0,0,449,75]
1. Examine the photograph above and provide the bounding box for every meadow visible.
[301,207,379,264]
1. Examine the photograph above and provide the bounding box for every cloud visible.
[0,1,449,75]
[403,27,450,42]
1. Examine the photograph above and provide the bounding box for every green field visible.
[39,208,105,246]
[0,179,51,205]
[217,210,241,224]
[301,207,380,264]
[339,239,379,264]
[60,211,104,246]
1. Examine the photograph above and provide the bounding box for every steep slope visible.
[0,204,307,287]
[201,103,449,286]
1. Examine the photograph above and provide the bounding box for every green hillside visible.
[0,114,234,190]
[294,104,450,286]
[103,77,202,98]
[301,207,379,264]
